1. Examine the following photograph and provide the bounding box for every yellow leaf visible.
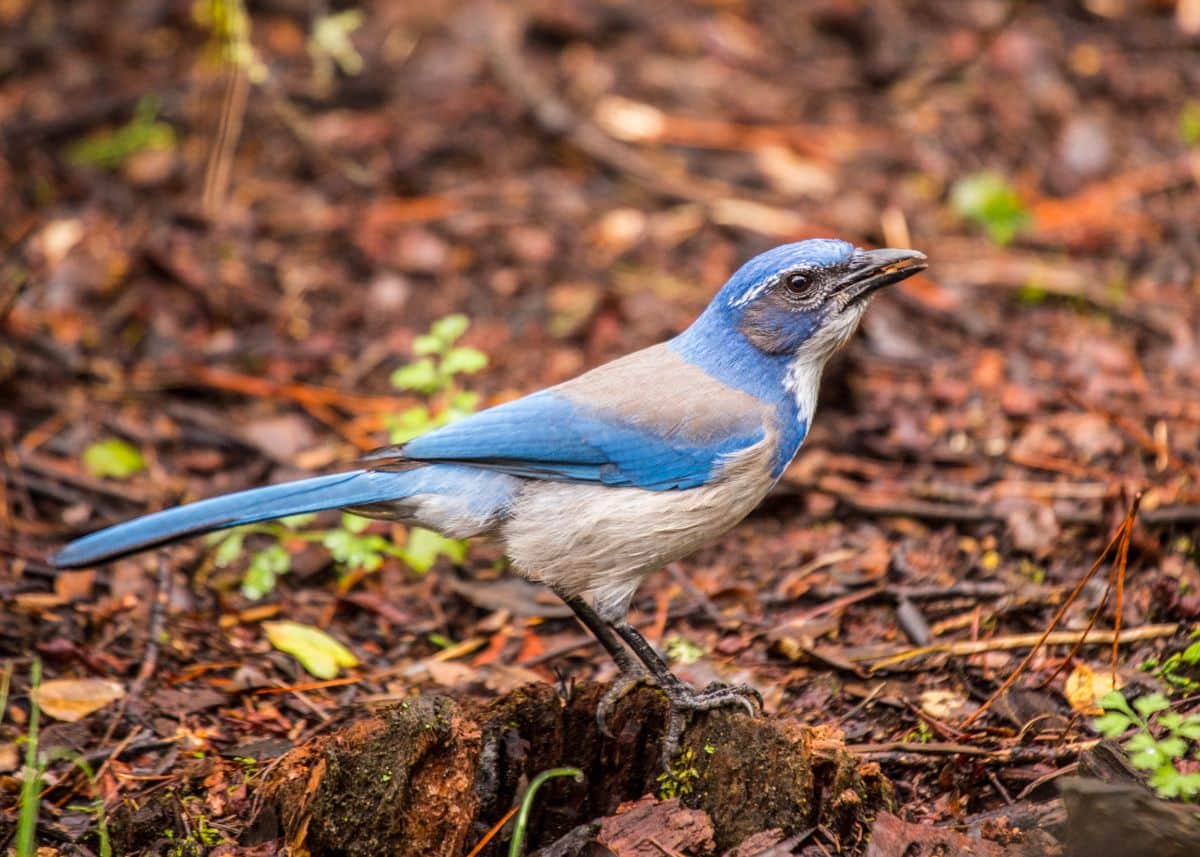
[263,621,358,679]
[1065,663,1119,715]
[33,678,124,722]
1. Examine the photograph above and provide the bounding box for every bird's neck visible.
[670,306,823,476]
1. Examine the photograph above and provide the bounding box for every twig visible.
[201,6,251,220]
[171,364,414,414]
[17,451,157,505]
[483,4,720,205]
[778,474,1199,527]
[465,803,520,857]
[847,739,1098,765]
[861,623,1176,671]
[482,1,830,241]
[1033,502,1136,691]
[131,552,172,696]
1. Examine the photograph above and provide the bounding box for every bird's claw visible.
[596,670,652,737]
[595,674,763,763]
[687,681,764,716]
[657,679,763,762]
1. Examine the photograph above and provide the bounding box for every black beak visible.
[839,248,927,305]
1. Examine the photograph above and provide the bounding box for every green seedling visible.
[16,660,42,857]
[509,767,583,857]
[950,171,1030,245]
[204,315,485,598]
[657,747,701,800]
[1141,632,1200,694]
[1095,690,1200,801]
[66,97,176,170]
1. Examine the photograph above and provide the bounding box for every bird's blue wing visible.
[398,345,773,491]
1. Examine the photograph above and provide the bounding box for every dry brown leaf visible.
[1065,663,1119,715]
[33,678,125,722]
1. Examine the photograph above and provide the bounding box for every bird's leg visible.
[557,593,650,736]
[612,620,763,760]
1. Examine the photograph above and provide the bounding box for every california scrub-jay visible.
[54,238,926,750]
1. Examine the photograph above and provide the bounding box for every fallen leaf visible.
[262,621,358,679]
[33,678,124,722]
[54,569,95,602]
[82,437,145,479]
[919,689,968,721]
[0,743,19,773]
[1065,663,1119,715]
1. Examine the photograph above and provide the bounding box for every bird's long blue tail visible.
[52,469,413,568]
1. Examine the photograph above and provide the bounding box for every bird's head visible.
[716,238,926,362]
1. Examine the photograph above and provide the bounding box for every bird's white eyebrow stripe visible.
[724,273,782,307]
[728,265,817,308]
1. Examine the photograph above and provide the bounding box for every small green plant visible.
[1017,558,1046,585]
[388,314,487,442]
[508,767,583,857]
[664,635,705,666]
[66,97,176,170]
[1095,690,1200,801]
[1141,632,1200,693]
[193,0,265,78]
[950,171,1030,245]
[16,660,42,857]
[309,9,364,92]
[657,747,701,800]
[209,315,485,598]
[6,663,111,857]
[904,719,935,745]
[61,753,112,857]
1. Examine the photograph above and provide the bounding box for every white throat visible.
[784,356,823,428]
[783,301,869,429]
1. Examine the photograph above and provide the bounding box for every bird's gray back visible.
[552,342,769,444]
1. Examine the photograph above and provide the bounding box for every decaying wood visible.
[865,812,1060,857]
[1058,777,1200,857]
[259,682,892,856]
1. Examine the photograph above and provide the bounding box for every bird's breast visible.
[499,428,779,615]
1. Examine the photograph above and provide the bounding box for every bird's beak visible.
[838,248,927,305]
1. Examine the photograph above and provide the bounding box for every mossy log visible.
[261,682,891,856]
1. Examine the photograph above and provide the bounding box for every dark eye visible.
[784,272,810,295]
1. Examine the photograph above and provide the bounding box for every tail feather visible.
[52,470,412,569]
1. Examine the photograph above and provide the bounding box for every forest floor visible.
[2,1,1200,855]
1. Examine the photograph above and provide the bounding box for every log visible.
[261,682,892,856]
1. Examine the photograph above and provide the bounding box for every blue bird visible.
[53,239,926,751]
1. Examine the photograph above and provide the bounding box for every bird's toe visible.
[595,670,653,737]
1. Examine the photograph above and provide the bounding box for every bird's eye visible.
[784,272,811,295]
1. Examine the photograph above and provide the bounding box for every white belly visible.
[499,436,776,622]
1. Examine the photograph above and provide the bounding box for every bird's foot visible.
[595,672,763,762]
[658,679,763,762]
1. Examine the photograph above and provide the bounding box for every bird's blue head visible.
[712,238,927,361]
[673,238,926,409]
[670,238,927,473]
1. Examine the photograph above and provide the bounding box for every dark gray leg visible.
[557,592,652,736]
[559,593,639,674]
[556,592,762,760]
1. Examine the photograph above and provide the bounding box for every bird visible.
[53,238,926,754]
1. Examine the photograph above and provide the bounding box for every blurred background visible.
[2,0,1200,853]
